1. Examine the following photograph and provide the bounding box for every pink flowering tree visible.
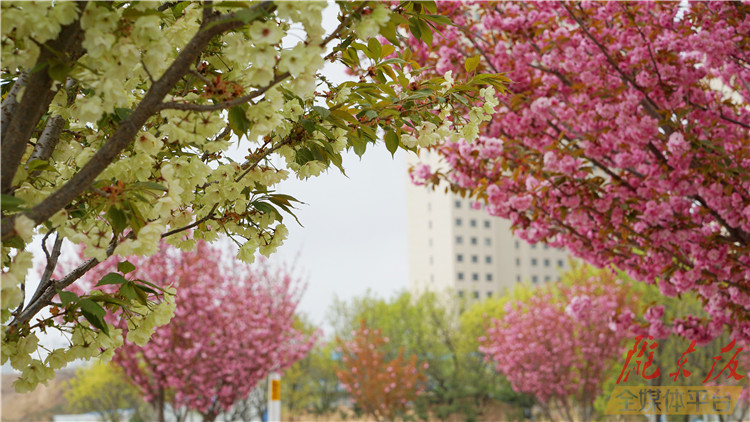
[408,2,750,344]
[70,240,315,422]
[480,267,634,421]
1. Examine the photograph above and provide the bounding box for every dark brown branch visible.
[25,234,64,312]
[1,72,27,140]
[1,2,87,194]
[161,204,219,238]
[8,236,117,330]
[1,1,276,242]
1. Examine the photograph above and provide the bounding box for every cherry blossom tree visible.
[337,320,427,422]
[409,2,750,343]
[73,240,315,422]
[1,1,507,388]
[480,266,635,421]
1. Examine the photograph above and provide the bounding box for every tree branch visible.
[1,1,276,242]
[1,71,27,141]
[25,234,64,313]
[1,2,87,194]
[8,236,117,330]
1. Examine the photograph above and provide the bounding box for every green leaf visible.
[96,272,128,287]
[368,38,382,60]
[312,106,330,120]
[228,104,251,139]
[90,295,129,307]
[47,61,71,82]
[408,17,422,41]
[79,299,109,334]
[117,260,136,274]
[27,159,57,173]
[58,290,78,307]
[384,130,399,156]
[1,194,26,213]
[423,14,454,27]
[119,283,138,302]
[465,56,481,73]
[106,207,127,234]
[380,43,395,59]
[133,181,168,191]
[417,19,433,46]
[422,1,438,14]
[132,285,149,306]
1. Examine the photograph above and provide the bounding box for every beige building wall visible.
[406,151,571,300]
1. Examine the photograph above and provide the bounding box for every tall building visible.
[405,152,571,299]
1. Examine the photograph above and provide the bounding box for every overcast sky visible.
[271,146,412,331]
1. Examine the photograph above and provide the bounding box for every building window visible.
[471,237,478,245]
[473,291,479,299]
[458,272,464,281]
[487,291,493,298]
[430,256,434,265]
[485,238,491,246]
[455,218,462,226]
[544,258,550,267]
[429,238,433,247]
[428,220,432,229]
[458,290,464,298]
[485,256,492,264]
[531,243,537,249]
[471,255,478,263]
[430,274,435,283]
[455,200,461,209]
[484,220,490,228]
[531,258,538,266]
[514,240,520,249]
[516,275,521,283]
[558,259,564,267]
[543,243,548,250]
[470,219,477,227]
[545,275,551,282]
[457,254,463,262]
[515,258,520,266]
[532,275,539,283]
[456,236,463,244]
[428,202,432,211]
[472,273,479,281]
[486,273,493,282]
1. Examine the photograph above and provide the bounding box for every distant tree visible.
[330,291,519,421]
[408,0,750,343]
[74,240,315,422]
[281,329,343,420]
[337,320,426,422]
[65,359,150,422]
[480,265,635,421]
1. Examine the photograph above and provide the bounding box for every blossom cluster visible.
[409,2,750,343]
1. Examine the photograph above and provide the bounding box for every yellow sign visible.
[271,379,281,401]
[605,386,742,415]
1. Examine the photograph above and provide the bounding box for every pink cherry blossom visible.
[409,1,750,344]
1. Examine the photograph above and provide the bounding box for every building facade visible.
[405,152,571,299]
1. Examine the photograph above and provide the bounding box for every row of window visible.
[457,272,493,282]
[457,290,494,299]
[457,254,492,264]
[514,240,553,250]
[456,236,491,246]
[515,258,565,268]
[455,217,491,229]
[515,275,555,283]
